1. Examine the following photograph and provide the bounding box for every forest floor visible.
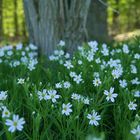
[1,29,140,47]
[114,29,140,41]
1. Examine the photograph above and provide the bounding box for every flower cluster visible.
[37,89,60,103]
[48,40,139,138]
[0,40,139,139]
[0,43,38,71]
[0,90,25,133]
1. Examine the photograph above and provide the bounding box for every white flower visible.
[63,81,71,89]
[83,98,90,105]
[32,111,36,115]
[78,60,82,65]
[73,74,83,84]
[108,59,120,68]
[93,72,99,78]
[101,44,109,56]
[28,59,38,71]
[2,107,11,118]
[16,43,23,50]
[49,55,58,61]
[122,44,129,54]
[134,53,140,59]
[87,110,101,126]
[133,91,140,97]
[131,78,140,85]
[116,49,121,53]
[5,114,25,133]
[7,51,13,56]
[29,43,38,50]
[131,64,137,74]
[65,53,70,59]
[0,91,8,101]
[93,78,102,87]
[25,47,29,51]
[54,50,64,57]
[58,40,65,46]
[71,93,90,105]
[21,56,28,63]
[13,61,20,67]
[55,83,62,89]
[62,103,72,116]
[70,71,76,78]
[100,60,108,70]
[112,67,123,79]
[104,87,118,102]
[88,41,98,52]
[37,89,47,101]
[0,103,5,111]
[71,93,81,101]
[17,78,25,84]
[78,46,84,51]
[128,101,137,110]
[0,50,4,57]
[95,58,101,64]
[119,79,127,88]
[28,52,37,58]
[59,60,64,64]
[39,82,42,85]
[54,50,59,55]
[87,52,94,62]
[64,61,73,69]
[110,50,115,56]
[69,72,76,78]
[46,90,60,103]
[131,125,140,140]
[59,50,64,56]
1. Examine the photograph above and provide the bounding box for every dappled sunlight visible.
[114,30,140,41]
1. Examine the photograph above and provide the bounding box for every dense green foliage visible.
[108,0,140,33]
[0,40,139,140]
[0,0,26,40]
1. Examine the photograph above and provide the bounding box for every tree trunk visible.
[14,0,19,36]
[22,18,27,39]
[23,0,91,56]
[0,0,3,41]
[87,0,109,42]
[112,0,119,35]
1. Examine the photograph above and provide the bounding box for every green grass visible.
[0,41,140,140]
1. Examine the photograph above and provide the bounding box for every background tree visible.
[23,0,91,56]
[112,0,119,35]
[0,0,3,41]
[87,0,109,42]
[1,0,140,45]
[14,0,19,36]
[0,0,25,42]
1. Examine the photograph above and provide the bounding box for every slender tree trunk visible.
[134,9,140,28]
[87,0,109,42]
[112,0,119,34]
[0,0,3,41]
[23,0,91,56]
[14,0,19,36]
[22,19,27,39]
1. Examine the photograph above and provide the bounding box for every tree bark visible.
[14,0,19,36]
[87,0,109,42]
[23,0,91,56]
[112,0,119,35]
[22,18,27,39]
[0,0,3,41]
